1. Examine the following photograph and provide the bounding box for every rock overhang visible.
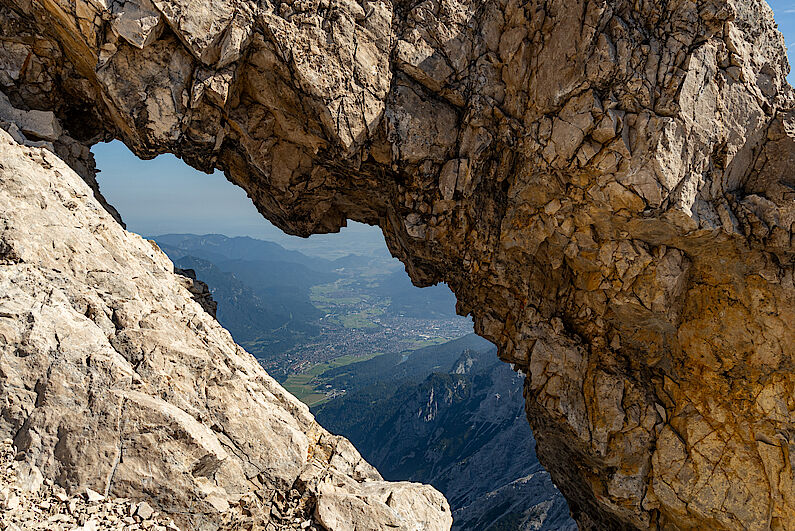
[0,0,794,529]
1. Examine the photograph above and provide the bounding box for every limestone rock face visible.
[0,0,794,529]
[0,128,452,531]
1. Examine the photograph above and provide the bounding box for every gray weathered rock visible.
[0,129,452,531]
[0,0,794,528]
[0,438,184,530]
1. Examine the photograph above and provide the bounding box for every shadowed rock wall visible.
[1,0,793,528]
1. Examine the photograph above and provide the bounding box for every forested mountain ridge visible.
[155,233,334,271]
[315,346,575,530]
[158,236,334,359]
[153,234,472,376]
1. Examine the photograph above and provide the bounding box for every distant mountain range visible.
[156,234,337,358]
[153,234,466,361]
[155,233,333,269]
[315,337,575,531]
[172,255,322,354]
[153,234,572,529]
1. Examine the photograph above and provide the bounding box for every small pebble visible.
[84,488,105,503]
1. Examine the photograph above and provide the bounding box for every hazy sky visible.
[95,3,795,253]
[94,142,387,257]
[96,143,266,237]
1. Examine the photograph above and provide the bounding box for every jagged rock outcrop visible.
[0,128,452,530]
[0,0,793,529]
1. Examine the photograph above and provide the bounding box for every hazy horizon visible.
[94,141,389,259]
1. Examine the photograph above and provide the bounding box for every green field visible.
[310,282,365,310]
[282,353,384,406]
[282,339,452,406]
[310,280,389,330]
[339,308,383,329]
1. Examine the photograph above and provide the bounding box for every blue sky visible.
[769,1,795,84]
[95,143,281,239]
[95,3,795,251]
[94,142,386,257]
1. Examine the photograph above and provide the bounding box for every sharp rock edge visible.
[0,128,452,530]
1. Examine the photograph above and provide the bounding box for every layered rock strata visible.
[0,128,452,530]
[0,0,794,529]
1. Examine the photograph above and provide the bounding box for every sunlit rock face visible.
[1,0,793,528]
[0,127,454,530]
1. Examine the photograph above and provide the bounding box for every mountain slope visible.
[158,236,338,361]
[317,333,492,393]
[172,255,319,357]
[315,347,575,530]
[155,233,335,272]
[0,129,452,530]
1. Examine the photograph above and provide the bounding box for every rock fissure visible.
[103,397,126,498]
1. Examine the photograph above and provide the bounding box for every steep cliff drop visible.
[0,0,793,529]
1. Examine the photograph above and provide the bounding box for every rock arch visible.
[1,0,793,528]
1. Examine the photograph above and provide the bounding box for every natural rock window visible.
[0,1,794,529]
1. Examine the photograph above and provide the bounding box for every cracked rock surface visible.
[1,438,183,531]
[0,0,794,529]
[0,129,452,531]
